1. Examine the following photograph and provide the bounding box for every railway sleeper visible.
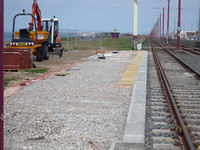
[153,143,182,150]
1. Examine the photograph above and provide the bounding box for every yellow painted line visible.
[118,51,144,86]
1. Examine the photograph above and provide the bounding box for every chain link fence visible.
[60,29,133,50]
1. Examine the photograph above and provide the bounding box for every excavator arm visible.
[29,0,42,31]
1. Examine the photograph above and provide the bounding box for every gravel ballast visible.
[4,51,137,150]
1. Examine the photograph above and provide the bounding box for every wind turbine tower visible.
[133,0,138,42]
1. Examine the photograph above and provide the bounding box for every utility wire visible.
[151,0,162,29]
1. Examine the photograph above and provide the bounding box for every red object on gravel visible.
[4,48,33,70]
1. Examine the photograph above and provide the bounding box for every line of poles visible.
[150,0,181,50]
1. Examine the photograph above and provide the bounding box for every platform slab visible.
[118,51,144,86]
[110,51,148,149]
[123,51,148,143]
[110,141,144,150]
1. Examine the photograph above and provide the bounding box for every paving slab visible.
[123,51,148,142]
[118,51,144,86]
[110,51,148,150]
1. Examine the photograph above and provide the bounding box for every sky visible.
[4,0,200,34]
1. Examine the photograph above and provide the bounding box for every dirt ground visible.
[4,49,97,89]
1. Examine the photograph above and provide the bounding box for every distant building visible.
[120,32,132,37]
[95,32,111,38]
[111,29,120,39]
[170,31,198,40]
[125,32,131,36]
[81,32,95,38]
[170,31,178,39]
[183,31,198,40]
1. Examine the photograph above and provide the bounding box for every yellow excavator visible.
[9,0,63,61]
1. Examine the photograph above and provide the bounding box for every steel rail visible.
[153,39,200,77]
[194,48,200,51]
[170,43,200,55]
[181,48,200,55]
[151,45,195,150]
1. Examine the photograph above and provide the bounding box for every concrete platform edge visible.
[110,51,148,150]
[110,141,144,150]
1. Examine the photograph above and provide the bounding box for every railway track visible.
[145,38,200,150]
[153,40,200,76]
[170,43,200,55]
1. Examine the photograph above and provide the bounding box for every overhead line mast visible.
[160,13,161,40]
[167,0,170,44]
[198,8,200,42]
[163,7,165,41]
[177,0,181,50]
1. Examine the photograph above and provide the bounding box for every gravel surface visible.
[4,51,136,150]
[4,50,97,89]
[173,51,200,75]
[157,40,200,75]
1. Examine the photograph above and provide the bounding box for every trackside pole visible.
[133,0,138,49]
[0,0,4,149]
[198,8,200,42]
[177,0,181,50]
[167,0,170,44]
[163,7,165,41]
[160,13,161,40]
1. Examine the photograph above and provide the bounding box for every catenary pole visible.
[198,7,200,42]
[160,13,161,40]
[0,0,4,149]
[167,0,170,44]
[163,7,165,41]
[177,0,181,50]
[157,18,159,38]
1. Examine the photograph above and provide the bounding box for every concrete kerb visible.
[110,51,148,150]
[110,141,144,150]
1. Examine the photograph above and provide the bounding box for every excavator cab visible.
[42,17,61,51]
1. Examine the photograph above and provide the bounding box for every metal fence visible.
[60,29,133,50]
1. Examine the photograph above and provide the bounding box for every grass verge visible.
[61,37,133,50]
[23,68,48,74]
[4,78,17,88]
[142,38,148,47]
